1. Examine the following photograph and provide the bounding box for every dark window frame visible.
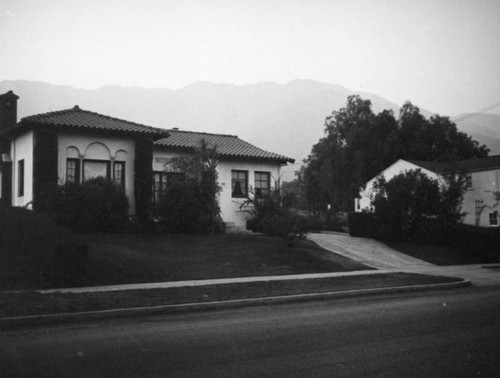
[489,211,498,226]
[82,159,111,182]
[232,170,248,198]
[66,158,81,184]
[18,159,24,197]
[254,171,271,197]
[113,161,126,190]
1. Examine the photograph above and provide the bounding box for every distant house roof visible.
[8,106,169,138]
[409,155,500,173]
[155,129,295,164]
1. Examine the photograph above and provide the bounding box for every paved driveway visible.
[308,232,435,270]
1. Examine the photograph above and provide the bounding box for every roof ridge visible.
[22,106,167,133]
[167,129,238,138]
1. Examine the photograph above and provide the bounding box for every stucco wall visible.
[218,160,281,228]
[153,149,282,229]
[462,169,500,227]
[58,132,136,214]
[357,160,441,212]
[11,130,34,207]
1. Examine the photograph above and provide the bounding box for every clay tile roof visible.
[19,106,169,137]
[155,129,295,164]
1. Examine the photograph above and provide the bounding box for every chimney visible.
[0,90,19,132]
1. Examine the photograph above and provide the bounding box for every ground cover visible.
[0,273,462,318]
[82,233,371,287]
[385,241,500,266]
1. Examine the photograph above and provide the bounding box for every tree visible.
[156,140,223,233]
[371,169,466,241]
[300,95,489,212]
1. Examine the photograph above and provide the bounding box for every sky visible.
[1,0,499,116]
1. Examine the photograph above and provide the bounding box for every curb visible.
[0,279,471,329]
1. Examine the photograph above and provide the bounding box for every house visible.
[356,157,500,227]
[0,90,294,230]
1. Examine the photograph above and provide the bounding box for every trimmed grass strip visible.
[1,273,461,318]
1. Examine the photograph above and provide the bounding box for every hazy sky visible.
[1,0,499,116]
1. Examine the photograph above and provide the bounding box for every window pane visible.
[255,171,270,196]
[84,161,108,181]
[113,162,125,189]
[232,170,248,197]
[66,159,79,183]
[18,160,24,197]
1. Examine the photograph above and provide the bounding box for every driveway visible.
[308,232,435,270]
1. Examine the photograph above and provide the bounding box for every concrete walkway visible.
[308,232,435,269]
[308,232,500,287]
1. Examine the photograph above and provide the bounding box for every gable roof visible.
[409,155,500,174]
[155,129,295,164]
[8,106,169,138]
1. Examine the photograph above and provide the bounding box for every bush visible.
[155,142,223,234]
[261,213,309,247]
[348,212,381,238]
[40,177,129,233]
[0,205,88,287]
[448,224,500,261]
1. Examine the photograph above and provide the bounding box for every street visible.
[1,287,499,377]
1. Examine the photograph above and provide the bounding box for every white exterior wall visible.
[58,132,136,214]
[357,159,441,212]
[11,130,34,207]
[153,149,282,229]
[217,160,281,228]
[462,169,500,227]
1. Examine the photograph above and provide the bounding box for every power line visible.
[452,102,500,123]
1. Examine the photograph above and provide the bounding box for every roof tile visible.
[20,106,168,137]
[155,130,294,163]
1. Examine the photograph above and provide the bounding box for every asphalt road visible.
[1,287,499,377]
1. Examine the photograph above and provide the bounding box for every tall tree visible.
[300,95,489,211]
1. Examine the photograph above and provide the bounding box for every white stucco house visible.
[0,90,294,230]
[356,157,500,227]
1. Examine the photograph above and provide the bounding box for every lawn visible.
[385,240,500,266]
[81,233,372,287]
[0,273,461,318]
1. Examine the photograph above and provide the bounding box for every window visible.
[254,171,270,197]
[232,170,248,198]
[18,159,24,197]
[466,174,473,189]
[83,160,110,181]
[153,172,168,205]
[166,172,186,188]
[152,171,186,205]
[113,161,125,189]
[489,212,498,226]
[66,158,80,183]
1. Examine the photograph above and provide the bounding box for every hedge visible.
[448,224,500,261]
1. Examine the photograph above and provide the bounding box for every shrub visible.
[448,224,500,261]
[0,205,88,287]
[348,212,380,238]
[155,140,224,233]
[40,177,129,233]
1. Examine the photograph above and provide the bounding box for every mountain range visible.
[1,79,499,180]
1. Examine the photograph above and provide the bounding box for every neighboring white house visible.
[0,91,294,230]
[356,157,500,228]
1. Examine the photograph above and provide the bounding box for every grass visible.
[385,240,500,266]
[0,273,462,318]
[82,233,371,287]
